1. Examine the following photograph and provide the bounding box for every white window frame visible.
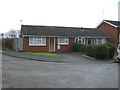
[58,37,69,45]
[96,38,106,44]
[75,38,85,44]
[29,37,46,46]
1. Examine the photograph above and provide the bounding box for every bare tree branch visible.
[5,29,20,38]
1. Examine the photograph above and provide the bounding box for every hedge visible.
[73,42,80,51]
[73,42,87,53]
[73,42,116,59]
[85,44,96,57]
[94,44,110,59]
[79,43,87,53]
[104,43,116,58]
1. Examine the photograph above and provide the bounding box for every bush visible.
[73,42,87,53]
[79,43,87,53]
[104,43,116,58]
[73,42,80,51]
[85,44,96,57]
[73,42,115,59]
[94,44,110,59]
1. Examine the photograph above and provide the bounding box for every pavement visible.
[2,50,115,63]
[2,54,118,88]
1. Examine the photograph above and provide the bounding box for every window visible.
[94,39,97,44]
[75,38,85,44]
[58,37,69,44]
[96,38,106,44]
[88,38,92,44]
[29,37,46,46]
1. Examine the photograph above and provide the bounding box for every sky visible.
[0,0,119,34]
[118,1,120,21]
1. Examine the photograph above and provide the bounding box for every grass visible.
[2,48,12,50]
[21,52,64,58]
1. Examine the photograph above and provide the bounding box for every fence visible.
[12,38,23,51]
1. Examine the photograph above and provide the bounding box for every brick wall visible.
[23,37,75,52]
[23,37,49,52]
[97,22,119,46]
[55,37,75,52]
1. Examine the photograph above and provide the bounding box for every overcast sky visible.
[0,0,119,33]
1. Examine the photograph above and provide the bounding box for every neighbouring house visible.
[21,25,109,52]
[97,20,120,46]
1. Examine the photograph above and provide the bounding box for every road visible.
[2,54,118,88]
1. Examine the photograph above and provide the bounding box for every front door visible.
[49,37,55,52]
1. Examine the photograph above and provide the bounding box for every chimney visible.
[118,1,120,21]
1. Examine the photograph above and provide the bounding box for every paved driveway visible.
[3,50,114,63]
[57,52,114,64]
[2,54,118,88]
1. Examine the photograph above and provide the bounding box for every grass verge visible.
[21,52,64,58]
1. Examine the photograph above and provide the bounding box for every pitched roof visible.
[104,20,120,27]
[21,25,109,38]
[97,20,120,28]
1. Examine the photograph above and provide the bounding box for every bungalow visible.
[21,25,109,52]
[97,20,120,46]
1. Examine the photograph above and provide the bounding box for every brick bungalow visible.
[97,20,120,46]
[21,25,109,52]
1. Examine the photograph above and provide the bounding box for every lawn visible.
[21,52,64,58]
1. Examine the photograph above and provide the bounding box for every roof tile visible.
[21,25,109,37]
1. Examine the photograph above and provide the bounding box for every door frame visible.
[49,37,55,52]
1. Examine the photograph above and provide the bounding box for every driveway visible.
[2,54,118,88]
[3,50,114,63]
[58,52,114,64]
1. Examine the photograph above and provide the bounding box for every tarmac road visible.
[2,54,118,88]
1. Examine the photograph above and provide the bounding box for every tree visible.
[5,29,20,38]
[16,30,21,38]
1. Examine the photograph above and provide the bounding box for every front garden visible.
[73,42,116,59]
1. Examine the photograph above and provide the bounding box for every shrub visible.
[79,43,87,53]
[73,42,115,59]
[85,44,96,57]
[94,44,110,59]
[73,42,87,53]
[73,42,80,51]
[104,43,116,58]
